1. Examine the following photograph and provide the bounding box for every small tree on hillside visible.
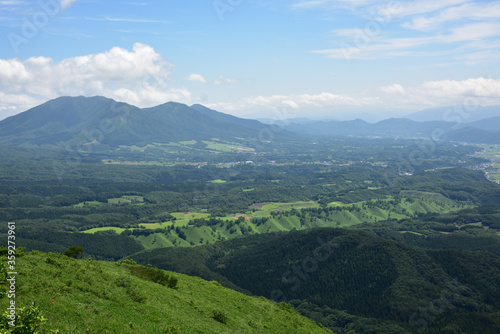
[64,246,84,259]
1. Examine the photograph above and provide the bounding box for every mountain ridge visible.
[0,96,277,147]
[405,105,500,123]
[1,96,499,146]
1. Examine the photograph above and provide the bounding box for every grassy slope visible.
[1,252,331,334]
[123,195,471,250]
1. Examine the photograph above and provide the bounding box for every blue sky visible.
[0,0,499,121]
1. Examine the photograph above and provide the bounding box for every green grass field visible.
[138,222,172,229]
[171,212,211,226]
[260,201,319,212]
[179,140,197,145]
[327,201,345,207]
[209,179,227,184]
[202,140,255,152]
[81,226,128,234]
[0,252,331,333]
[476,145,500,182]
[130,192,467,248]
[73,201,103,208]
[80,195,472,250]
[476,144,500,158]
[491,163,500,182]
[74,196,145,208]
[103,159,180,166]
[108,196,144,205]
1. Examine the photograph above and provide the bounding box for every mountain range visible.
[0,96,498,147]
[283,117,500,143]
[405,105,500,123]
[0,96,275,148]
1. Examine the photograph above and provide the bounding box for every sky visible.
[0,0,499,121]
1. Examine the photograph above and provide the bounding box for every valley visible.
[0,0,499,332]
[0,96,499,333]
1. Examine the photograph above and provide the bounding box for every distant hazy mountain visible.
[285,119,371,138]
[0,96,275,147]
[281,116,500,143]
[445,117,500,144]
[285,118,457,138]
[256,117,318,125]
[406,105,500,123]
[466,116,500,131]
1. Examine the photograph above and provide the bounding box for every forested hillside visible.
[130,228,500,333]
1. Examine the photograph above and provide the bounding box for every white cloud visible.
[403,1,500,31]
[0,1,24,5]
[377,0,469,19]
[211,92,364,113]
[185,74,207,83]
[113,87,192,107]
[418,78,500,99]
[0,92,39,120]
[0,43,194,118]
[292,0,372,9]
[376,77,500,109]
[86,17,170,24]
[210,77,500,117]
[1,41,498,121]
[292,0,469,16]
[315,21,500,60]
[380,84,406,94]
[448,22,500,42]
[214,76,237,85]
[302,0,499,65]
[60,0,77,9]
[292,0,331,9]
[458,50,500,66]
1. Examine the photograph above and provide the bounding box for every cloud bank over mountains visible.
[1,42,498,120]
